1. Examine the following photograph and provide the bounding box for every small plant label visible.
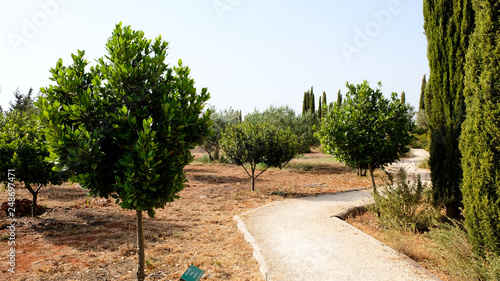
[180,265,204,281]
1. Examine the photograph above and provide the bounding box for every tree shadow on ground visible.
[30,208,189,252]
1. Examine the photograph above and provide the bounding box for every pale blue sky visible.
[0,0,428,115]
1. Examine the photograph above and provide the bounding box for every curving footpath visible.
[235,149,440,281]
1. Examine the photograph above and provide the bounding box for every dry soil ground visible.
[0,149,373,280]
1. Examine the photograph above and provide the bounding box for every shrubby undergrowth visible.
[371,168,439,232]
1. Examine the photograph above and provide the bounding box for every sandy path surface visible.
[236,149,439,281]
[387,149,431,182]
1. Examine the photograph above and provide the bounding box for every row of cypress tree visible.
[424,0,500,254]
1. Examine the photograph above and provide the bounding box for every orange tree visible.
[220,122,298,191]
[316,81,414,191]
[37,23,211,280]
[0,109,68,217]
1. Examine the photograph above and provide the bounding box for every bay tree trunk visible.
[251,166,255,191]
[24,183,42,217]
[136,210,145,281]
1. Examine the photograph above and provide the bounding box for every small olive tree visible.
[316,81,414,191]
[37,23,211,281]
[202,107,241,161]
[220,122,298,191]
[245,106,319,153]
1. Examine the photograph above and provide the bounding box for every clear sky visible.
[0,0,429,116]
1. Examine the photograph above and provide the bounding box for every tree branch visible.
[241,164,252,179]
[255,166,270,180]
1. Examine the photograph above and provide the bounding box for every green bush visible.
[410,133,430,150]
[198,154,212,164]
[371,168,439,232]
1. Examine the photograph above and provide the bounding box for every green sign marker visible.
[180,265,204,281]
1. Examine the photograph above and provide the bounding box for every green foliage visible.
[220,122,299,191]
[244,105,319,153]
[410,133,430,151]
[460,0,500,255]
[202,107,241,161]
[424,0,475,218]
[371,169,439,232]
[0,110,68,217]
[316,80,414,189]
[37,23,211,218]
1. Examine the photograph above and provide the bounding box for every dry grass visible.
[346,211,455,281]
[0,150,375,280]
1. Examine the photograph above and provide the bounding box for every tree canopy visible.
[316,80,414,190]
[220,121,298,191]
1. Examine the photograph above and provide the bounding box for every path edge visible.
[331,207,442,281]
[234,214,270,280]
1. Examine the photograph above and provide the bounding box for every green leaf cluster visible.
[37,23,211,218]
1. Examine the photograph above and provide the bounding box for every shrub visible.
[371,168,439,232]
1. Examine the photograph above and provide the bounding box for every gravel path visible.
[387,149,431,182]
[235,149,439,281]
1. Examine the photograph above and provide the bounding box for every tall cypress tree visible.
[420,75,427,111]
[401,91,406,104]
[460,0,500,254]
[336,90,342,107]
[302,91,309,115]
[322,91,327,107]
[423,0,475,218]
[309,86,315,115]
[318,96,322,119]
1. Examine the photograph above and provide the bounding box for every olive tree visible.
[245,105,319,153]
[201,107,241,161]
[220,122,298,191]
[316,81,414,190]
[37,23,211,281]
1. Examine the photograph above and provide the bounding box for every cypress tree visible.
[322,91,327,107]
[420,75,427,111]
[309,86,315,115]
[336,90,342,107]
[318,96,322,119]
[401,91,406,104]
[423,0,475,218]
[460,0,500,254]
[302,91,309,115]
